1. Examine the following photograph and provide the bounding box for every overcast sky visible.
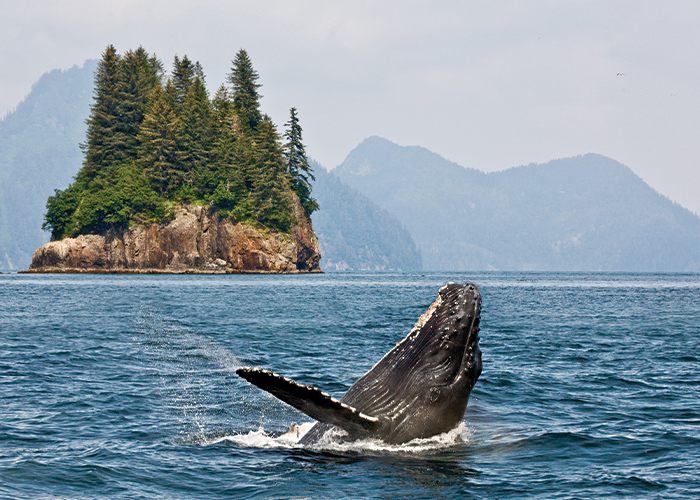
[2,1,699,214]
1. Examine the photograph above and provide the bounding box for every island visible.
[27,46,321,274]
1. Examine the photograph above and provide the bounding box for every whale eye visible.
[429,387,440,403]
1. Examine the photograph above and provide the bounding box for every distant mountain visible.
[0,61,96,270]
[334,136,700,271]
[311,163,422,271]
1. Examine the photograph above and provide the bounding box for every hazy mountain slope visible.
[486,156,700,270]
[311,163,422,271]
[0,61,96,270]
[335,136,700,271]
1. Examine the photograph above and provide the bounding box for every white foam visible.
[205,422,472,453]
[210,426,296,449]
[311,422,473,454]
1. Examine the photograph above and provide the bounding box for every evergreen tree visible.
[194,61,206,82]
[284,107,318,216]
[252,117,293,230]
[177,72,213,198]
[49,45,161,238]
[212,84,232,122]
[117,47,163,163]
[81,45,123,183]
[137,84,182,197]
[228,49,262,133]
[75,45,162,200]
[208,84,251,214]
[205,85,236,195]
[170,55,195,106]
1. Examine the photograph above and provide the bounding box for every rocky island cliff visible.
[29,203,321,273]
[29,47,322,274]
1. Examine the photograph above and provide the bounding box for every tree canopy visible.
[43,46,317,241]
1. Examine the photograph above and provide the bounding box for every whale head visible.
[340,281,483,443]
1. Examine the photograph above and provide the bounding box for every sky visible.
[2,1,699,215]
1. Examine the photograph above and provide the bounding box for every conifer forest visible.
[43,46,317,241]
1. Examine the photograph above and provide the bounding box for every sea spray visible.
[135,306,247,441]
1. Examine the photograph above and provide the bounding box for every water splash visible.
[206,422,473,454]
[136,306,243,371]
[135,306,246,440]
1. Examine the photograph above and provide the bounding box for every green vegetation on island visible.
[42,46,317,241]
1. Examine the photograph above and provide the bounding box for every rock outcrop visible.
[28,203,321,273]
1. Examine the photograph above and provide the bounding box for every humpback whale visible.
[236,281,482,445]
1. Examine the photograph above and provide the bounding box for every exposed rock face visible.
[29,204,322,273]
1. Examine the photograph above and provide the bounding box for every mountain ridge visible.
[334,137,700,271]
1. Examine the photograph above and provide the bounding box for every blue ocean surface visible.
[1,272,699,499]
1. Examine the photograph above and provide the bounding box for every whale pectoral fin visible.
[236,367,381,435]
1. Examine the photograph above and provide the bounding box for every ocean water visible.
[1,272,699,499]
